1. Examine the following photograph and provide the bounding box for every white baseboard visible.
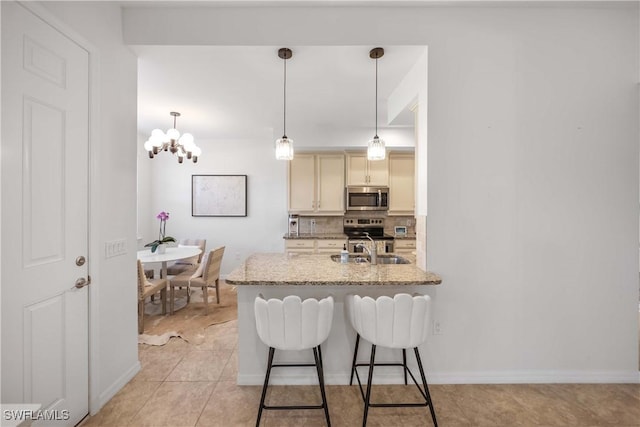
[416,370,640,384]
[93,361,141,414]
[237,369,640,386]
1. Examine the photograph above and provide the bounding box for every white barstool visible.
[346,293,438,427]
[254,294,334,427]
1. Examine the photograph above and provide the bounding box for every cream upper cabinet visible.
[288,153,345,215]
[317,154,345,213]
[288,153,316,213]
[388,152,415,215]
[346,152,389,186]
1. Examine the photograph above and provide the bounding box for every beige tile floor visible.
[81,316,640,427]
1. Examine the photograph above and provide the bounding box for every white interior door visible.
[1,2,90,425]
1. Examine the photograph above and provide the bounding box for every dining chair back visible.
[169,246,225,314]
[165,238,207,276]
[137,259,167,334]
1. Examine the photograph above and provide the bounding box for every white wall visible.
[39,1,140,412]
[125,4,640,383]
[139,131,288,275]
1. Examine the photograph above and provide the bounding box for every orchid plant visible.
[144,211,176,253]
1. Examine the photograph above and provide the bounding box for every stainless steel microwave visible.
[346,186,389,211]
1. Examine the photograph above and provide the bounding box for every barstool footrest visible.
[354,362,429,402]
[369,402,429,408]
[263,405,325,410]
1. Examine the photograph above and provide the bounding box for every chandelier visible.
[144,112,201,163]
[367,47,386,161]
[275,48,294,160]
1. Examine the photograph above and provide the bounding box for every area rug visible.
[138,281,237,346]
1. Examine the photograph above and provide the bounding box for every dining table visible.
[136,245,202,280]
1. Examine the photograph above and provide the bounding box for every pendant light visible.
[275,48,294,160]
[367,47,386,161]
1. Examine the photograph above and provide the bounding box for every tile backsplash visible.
[296,214,416,235]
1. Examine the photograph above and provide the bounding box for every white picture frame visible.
[192,175,247,217]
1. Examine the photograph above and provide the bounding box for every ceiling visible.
[135,45,425,146]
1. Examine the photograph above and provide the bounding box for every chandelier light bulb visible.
[191,146,202,163]
[166,128,180,141]
[179,133,194,145]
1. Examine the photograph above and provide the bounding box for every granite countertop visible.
[226,253,441,286]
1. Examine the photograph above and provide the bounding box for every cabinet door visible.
[388,153,415,215]
[394,239,416,254]
[288,154,316,213]
[317,154,345,214]
[367,156,389,186]
[346,153,368,185]
[347,152,389,186]
[285,239,315,255]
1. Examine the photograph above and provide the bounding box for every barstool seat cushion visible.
[349,293,431,349]
[254,295,334,351]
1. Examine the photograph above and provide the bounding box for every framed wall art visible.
[192,175,247,217]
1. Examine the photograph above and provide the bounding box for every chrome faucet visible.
[355,233,377,265]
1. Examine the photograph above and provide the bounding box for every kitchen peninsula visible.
[226,253,441,385]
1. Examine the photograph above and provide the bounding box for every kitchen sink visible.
[330,254,410,264]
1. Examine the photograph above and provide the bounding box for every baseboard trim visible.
[237,370,640,386]
[93,361,141,414]
[422,370,640,384]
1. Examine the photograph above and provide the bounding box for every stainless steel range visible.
[344,217,395,253]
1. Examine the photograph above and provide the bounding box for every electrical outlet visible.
[433,320,443,335]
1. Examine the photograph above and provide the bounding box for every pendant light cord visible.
[283,55,287,138]
[375,56,378,137]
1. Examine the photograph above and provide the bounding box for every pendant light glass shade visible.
[275,136,294,160]
[368,135,386,160]
[367,47,386,161]
[275,48,294,160]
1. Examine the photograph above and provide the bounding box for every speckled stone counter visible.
[229,252,442,386]
[226,252,441,286]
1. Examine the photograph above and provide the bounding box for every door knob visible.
[74,277,91,289]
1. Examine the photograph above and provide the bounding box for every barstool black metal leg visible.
[414,347,438,427]
[256,347,276,427]
[362,344,376,427]
[313,346,331,427]
[349,333,361,386]
[402,349,408,385]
